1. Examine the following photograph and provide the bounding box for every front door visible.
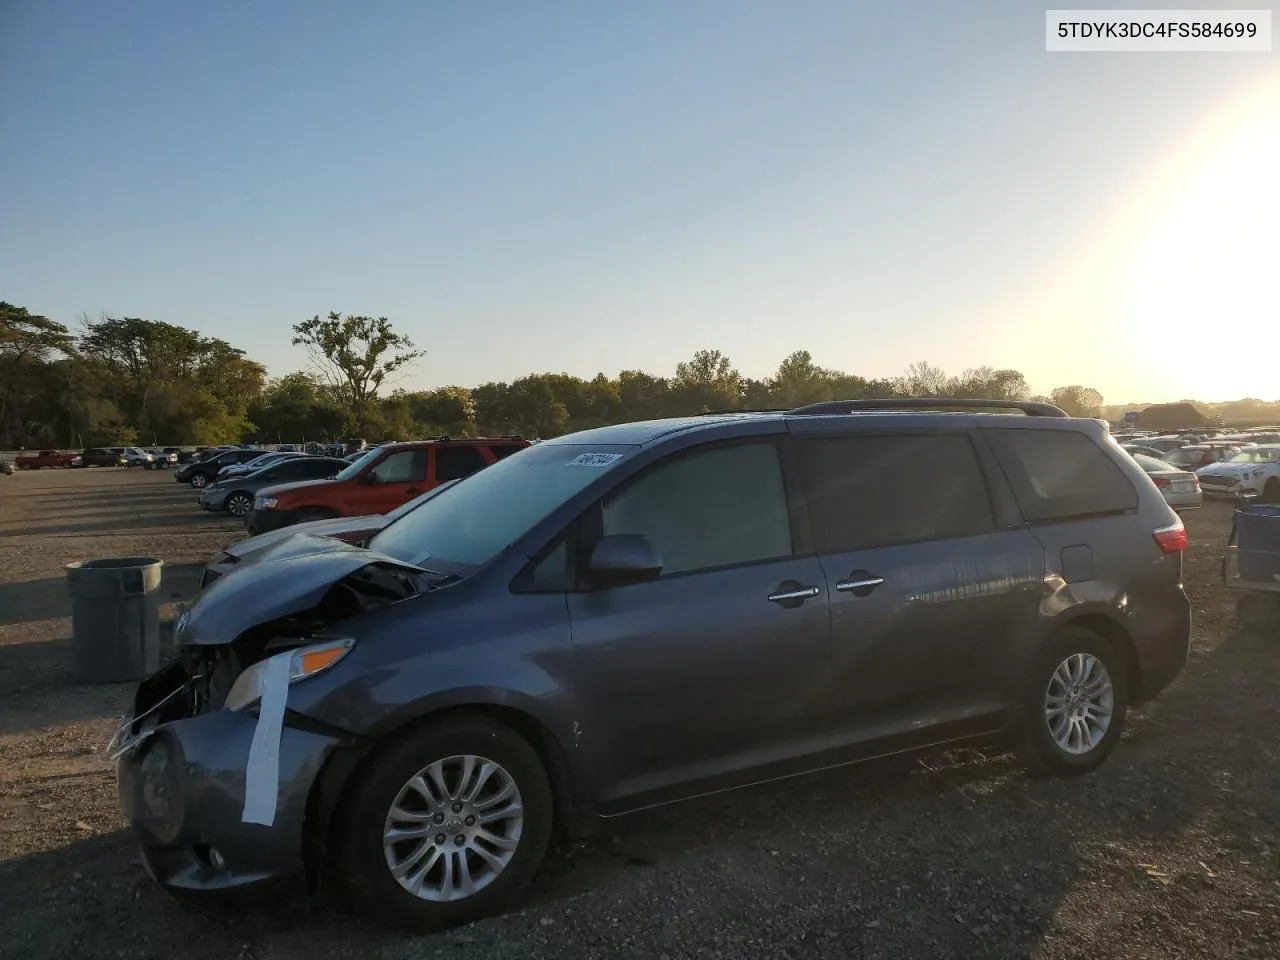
[567,439,832,810]
[353,448,428,515]
[793,430,1044,744]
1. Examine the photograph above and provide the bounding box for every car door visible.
[566,438,832,811]
[791,428,1045,746]
[353,448,428,514]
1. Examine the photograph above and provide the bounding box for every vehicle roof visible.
[539,408,1103,449]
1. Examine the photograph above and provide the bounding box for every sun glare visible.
[1123,81,1280,401]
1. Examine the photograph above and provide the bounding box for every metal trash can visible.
[65,557,165,683]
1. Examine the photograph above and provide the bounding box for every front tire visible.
[1018,627,1129,776]
[336,716,554,932]
[190,472,209,489]
[225,492,252,517]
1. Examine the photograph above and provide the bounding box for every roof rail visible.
[696,408,788,416]
[786,397,1070,418]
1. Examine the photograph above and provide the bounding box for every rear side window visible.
[490,444,525,460]
[434,445,488,481]
[799,434,995,553]
[982,428,1137,523]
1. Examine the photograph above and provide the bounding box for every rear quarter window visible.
[982,428,1138,523]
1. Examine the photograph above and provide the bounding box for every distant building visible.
[1136,402,1211,431]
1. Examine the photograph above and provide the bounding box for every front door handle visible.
[835,571,884,597]
[768,582,820,608]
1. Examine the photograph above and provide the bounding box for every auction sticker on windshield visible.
[567,453,623,467]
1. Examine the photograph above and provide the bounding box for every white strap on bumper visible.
[241,655,290,825]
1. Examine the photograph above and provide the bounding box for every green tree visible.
[0,303,76,447]
[291,312,423,428]
[671,348,744,413]
[1051,385,1105,418]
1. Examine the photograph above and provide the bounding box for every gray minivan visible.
[113,399,1190,929]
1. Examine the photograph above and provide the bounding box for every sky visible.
[2,0,1277,404]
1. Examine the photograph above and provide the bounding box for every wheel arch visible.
[303,699,582,892]
[1054,609,1140,702]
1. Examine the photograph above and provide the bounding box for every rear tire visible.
[1017,627,1129,776]
[1263,479,1280,503]
[335,716,554,932]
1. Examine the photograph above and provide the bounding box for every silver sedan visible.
[1131,453,1201,511]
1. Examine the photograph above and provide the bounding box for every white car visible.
[1195,445,1280,501]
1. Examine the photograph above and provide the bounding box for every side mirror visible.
[587,534,662,589]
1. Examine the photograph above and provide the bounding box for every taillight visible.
[1151,476,1172,488]
[1153,520,1187,554]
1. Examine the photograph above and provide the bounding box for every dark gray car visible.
[112,399,1190,930]
[199,456,348,517]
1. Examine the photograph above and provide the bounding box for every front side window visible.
[367,450,426,483]
[799,434,996,553]
[601,442,792,576]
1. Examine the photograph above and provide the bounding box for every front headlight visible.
[223,637,355,711]
[254,496,277,510]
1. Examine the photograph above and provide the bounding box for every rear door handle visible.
[835,573,884,596]
[406,487,423,495]
[768,583,820,607]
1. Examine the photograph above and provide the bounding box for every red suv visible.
[244,438,529,534]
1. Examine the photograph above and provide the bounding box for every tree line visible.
[1,301,1112,448]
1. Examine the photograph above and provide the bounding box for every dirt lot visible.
[1,468,1277,959]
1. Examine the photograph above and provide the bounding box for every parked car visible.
[1162,444,1245,472]
[113,398,1189,930]
[200,456,348,517]
[216,451,303,481]
[111,447,158,469]
[0,459,14,475]
[72,448,127,467]
[1130,454,1201,511]
[1196,445,1280,500]
[174,448,266,488]
[147,448,179,467]
[14,449,76,470]
[200,479,461,587]
[1141,436,1191,454]
[244,437,529,535]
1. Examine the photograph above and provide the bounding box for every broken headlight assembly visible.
[223,637,356,711]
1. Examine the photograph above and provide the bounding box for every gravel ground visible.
[1,468,1278,960]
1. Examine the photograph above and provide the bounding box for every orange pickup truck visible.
[14,450,76,470]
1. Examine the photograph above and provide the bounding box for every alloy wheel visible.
[1044,653,1114,755]
[227,494,251,517]
[191,473,207,488]
[382,755,524,903]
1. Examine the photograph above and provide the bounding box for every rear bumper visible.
[1130,586,1192,703]
[117,702,340,895]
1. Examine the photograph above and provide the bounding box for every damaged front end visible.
[114,547,431,750]
[111,546,434,894]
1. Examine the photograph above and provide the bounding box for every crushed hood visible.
[178,538,425,646]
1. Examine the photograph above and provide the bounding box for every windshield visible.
[1228,447,1280,464]
[334,447,384,480]
[370,443,635,567]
